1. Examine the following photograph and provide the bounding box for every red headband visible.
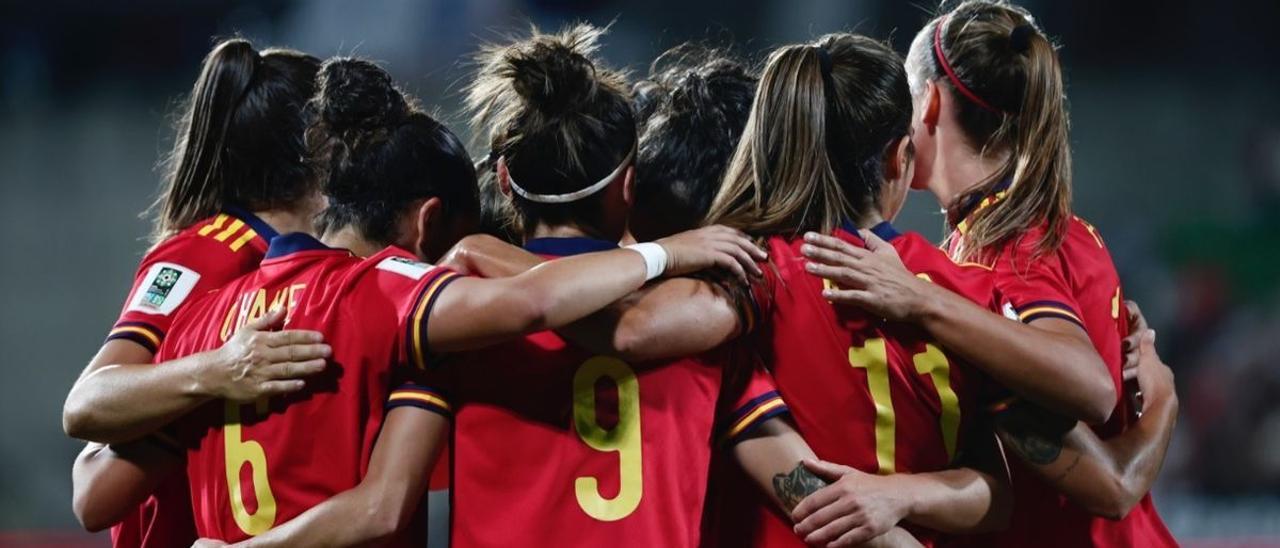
[932,15,1002,114]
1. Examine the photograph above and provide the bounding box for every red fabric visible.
[157,242,453,546]
[706,227,1001,548]
[952,216,1177,548]
[108,214,268,548]
[418,250,786,548]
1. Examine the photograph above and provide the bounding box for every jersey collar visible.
[951,176,1012,234]
[265,232,333,259]
[839,220,902,243]
[523,236,618,257]
[224,205,281,242]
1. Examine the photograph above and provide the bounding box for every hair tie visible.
[1010,24,1036,53]
[931,15,1002,114]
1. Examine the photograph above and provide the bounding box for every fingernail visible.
[804,232,817,242]
[822,289,833,298]
[805,262,817,271]
[801,244,813,254]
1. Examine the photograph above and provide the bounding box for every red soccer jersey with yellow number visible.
[412,236,790,548]
[106,207,277,548]
[948,202,1176,547]
[707,222,1001,548]
[157,233,461,546]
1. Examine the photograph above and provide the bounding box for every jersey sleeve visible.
[373,254,465,418]
[715,364,789,446]
[991,233,1085,330]
[106,234,253,353]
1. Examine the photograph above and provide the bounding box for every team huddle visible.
[61,1,1182,547]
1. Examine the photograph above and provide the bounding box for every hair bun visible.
[314,57,409,132]
[503,24,603,117]
[1009,24,1036,53]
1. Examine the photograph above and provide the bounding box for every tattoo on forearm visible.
[773,463,829,511]
[1050,453,1083,482]
[1004,427,1064,465]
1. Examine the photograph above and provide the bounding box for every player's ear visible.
[496,157,513,198]
[922,80,941,133]
[622,165,635,207]
[884,135,910,182]
[412,197,443,258]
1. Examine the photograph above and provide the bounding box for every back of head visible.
[466,23,636,238]
[308,57,479,249]
[630,46,757,240]
[907,0,1071,260]
[155,38,321,241]
[706,33,910,237]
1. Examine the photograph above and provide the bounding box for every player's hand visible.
[203,307,331,402]
[190,539,227,548]
[855,527,925,548]
[800,230,927,322]
[656,225,766,284]
[1121,300,1150,380]
[1132,328,1175,410]
[792,459,910,548]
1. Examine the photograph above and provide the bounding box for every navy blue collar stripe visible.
[264,232,332,259]
[223,205,281,242]
[840,220,902,242]
[523,237,619,257]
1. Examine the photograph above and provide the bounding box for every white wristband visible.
[625,242,668,282]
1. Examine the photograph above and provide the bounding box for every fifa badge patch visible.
[128,262,201,316]
[143,267,183,307]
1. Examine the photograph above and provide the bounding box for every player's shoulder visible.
[895,231,997,298]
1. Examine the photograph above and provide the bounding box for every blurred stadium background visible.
[2,0,1278,546]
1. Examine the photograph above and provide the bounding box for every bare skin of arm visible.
[441,234,746,361]
[63,308,331,444]
[996,328,1177,520]
[800,231,1115,424]
[207,408,449,547]
[426,226,762,353]
[733,419,925,548]
[72,440,183,532]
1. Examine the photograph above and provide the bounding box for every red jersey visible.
[415,236,789,548]
[105,207,277,548]
[157,233,461,546]
[708,222,1001,548]
[948,190,1176,547]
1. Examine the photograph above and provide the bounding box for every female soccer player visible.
[797,2,1177,546]
[62,39,333,547]
[698,33,1020,547]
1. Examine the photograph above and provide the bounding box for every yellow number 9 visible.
[572,356,643,521]
[224,401,277,535]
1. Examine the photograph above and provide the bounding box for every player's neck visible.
[851,211,887,231]
[322,226,382,258]
[930,136,1009,209]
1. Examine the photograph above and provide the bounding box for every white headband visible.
[506,147,635,204]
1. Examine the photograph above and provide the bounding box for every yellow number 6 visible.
[224,401,277,535]
[572,356,643,521]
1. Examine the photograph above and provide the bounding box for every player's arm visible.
[995,328,1177,520]
[426,225,764,353]
[731,419,933,548]
[441,234,746,361]
[216,406,448,547]
[800,231,1114,424]
[71,439,183,531]
[63,308,330,444]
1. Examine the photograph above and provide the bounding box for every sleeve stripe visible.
[409,270,462,370]
[724,391,782,425]
[106,325,163,350]
[1014,301,1083,325]
[387,390,452,417]
[1021,310,1086,330]
[720,398,789,444]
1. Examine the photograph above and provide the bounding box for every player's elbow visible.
[1063,350,1117,425]
[71,481,118,532]
[361,494,417,542]
[62,394,96,441]
[610,308,657,361]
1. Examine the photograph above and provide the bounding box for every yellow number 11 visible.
[848,338,960,474]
